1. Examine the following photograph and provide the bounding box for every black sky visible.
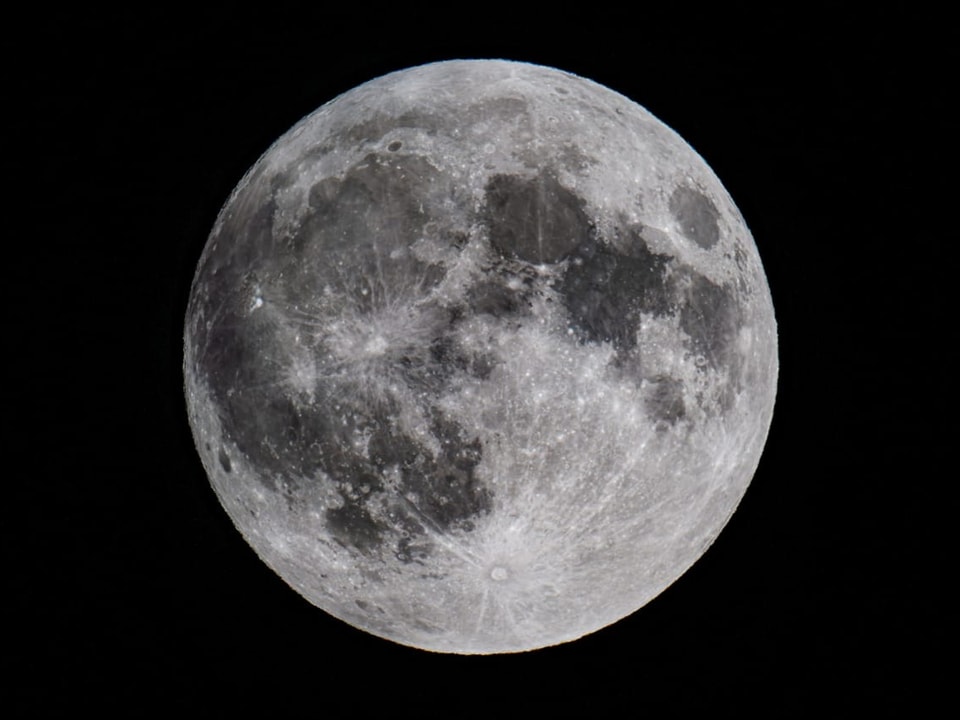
[8,6,949,714]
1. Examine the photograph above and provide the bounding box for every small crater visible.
[733,242,748,272]
[396,536,430,564]
[218,448,232,473]
[387,141,402,152]
[490,566,509,581]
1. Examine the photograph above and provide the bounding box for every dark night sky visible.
[8,6,949,714]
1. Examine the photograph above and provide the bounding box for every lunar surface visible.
[184,60,777,654]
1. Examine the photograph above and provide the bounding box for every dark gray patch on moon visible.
[299,151,449,307]
[558,228,673,350]
[403,414,489,531]
[468,280,525,318]
[191,163,499,554]
[424,331,496,383]
[483,171,593,264]
[677,272,740,372]
[347,413,491,558]
[465,262,541,323]
[327,502,385,553]
[550,213,744,413]
[208,366,493,558]
[322,408,491,555]
[644,376,686,426]
[669,186,720,249]
[194,312,305,486]
[340,110,447,148]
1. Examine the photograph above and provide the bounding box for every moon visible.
[183,59,777,654]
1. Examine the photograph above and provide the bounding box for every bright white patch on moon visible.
[183,60,777,654]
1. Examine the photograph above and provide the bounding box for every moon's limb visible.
[184,59,777,654]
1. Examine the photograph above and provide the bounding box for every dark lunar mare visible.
[643,376,687,426]
[323,407,492,558]
[677,272,741,372]
[473,170,744,421]
[189,151,498,560]
[557,226,674,352]
[297,151,451,308]
[675,271,744,411]
[483,171,594,264]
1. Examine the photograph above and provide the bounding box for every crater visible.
[396,536,431,564]
[669,186,720,250]
[218,448,232,473]
[490,566,509,581]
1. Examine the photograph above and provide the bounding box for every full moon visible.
[184,60,777,654]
